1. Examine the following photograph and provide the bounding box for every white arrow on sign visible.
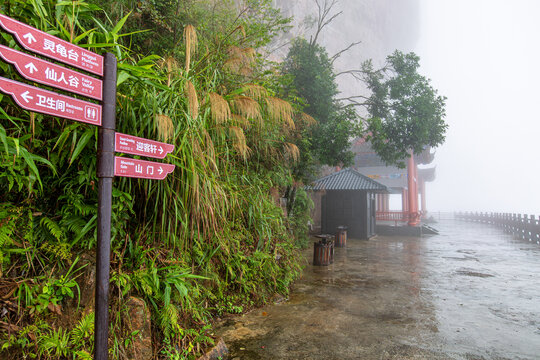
[158,167,164,175]
[22,32,36,45]
[158,146,164,155]
[24,62,38,74]
[21,91,33,103]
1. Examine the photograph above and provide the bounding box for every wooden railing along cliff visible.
[455,212,540,244]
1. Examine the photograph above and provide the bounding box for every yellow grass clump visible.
[232,96,261,122]
[300,112,317,127]
[231,114,250,129]
[224,46,255,75]
[244,84,268,100]
[155,114,175,142]
[185,81,199,118]
[202,129,218,173]
[230,126,250,159]
[284,142,300,163]
[184,25,198,73]
[266,97,295,130]
[161,56,179,86]
[209,93,231,124]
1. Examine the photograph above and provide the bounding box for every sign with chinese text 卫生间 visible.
[0,77,101,125]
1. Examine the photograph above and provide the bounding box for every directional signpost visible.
[115,132,175,159]
[0,45,103,100]
[0,13,175,360]
[114,157,176,180]
[0,77,102,125]
[0,13,104,75]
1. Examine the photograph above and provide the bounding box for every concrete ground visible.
[216,218,540,359]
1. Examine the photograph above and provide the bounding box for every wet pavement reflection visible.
[216,217,540,359]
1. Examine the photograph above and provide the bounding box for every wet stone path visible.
[216,218,540,359]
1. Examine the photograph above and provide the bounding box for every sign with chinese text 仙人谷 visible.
[0,13,103,75]
[0,45,103,100]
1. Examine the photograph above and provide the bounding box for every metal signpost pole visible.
[95,52,117,360]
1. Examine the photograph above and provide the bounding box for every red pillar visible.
[402,188,409,212]
[407,154,420,226]
[420,180,426,216]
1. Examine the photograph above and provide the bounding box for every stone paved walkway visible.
[217,218,540,359]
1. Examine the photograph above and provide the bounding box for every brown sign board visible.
[0,13,103,76]
[0,76,101,126]
[0,45,103,100]
[114,157,175,180]
[115,132,175,159]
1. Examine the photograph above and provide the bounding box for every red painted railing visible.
[376,211,422,226]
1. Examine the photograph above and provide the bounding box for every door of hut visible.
[321,190,368,238]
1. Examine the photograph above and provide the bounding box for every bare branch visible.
[263,40,293,59]
[337,96,373,110]
[337,95,371,102]
[310,0,341,46]
[330,41,362,64]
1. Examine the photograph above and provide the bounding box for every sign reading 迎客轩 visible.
[115,132,175,159]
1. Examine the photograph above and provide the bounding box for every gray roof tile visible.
[306,168,388,191]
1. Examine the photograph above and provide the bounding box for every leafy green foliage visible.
[362,51,448,167]
[0,1,306,359]
[288,188,314,248]
[282,38,361,175]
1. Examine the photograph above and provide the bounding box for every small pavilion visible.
[350,138,437,226]
[306,168,388,239]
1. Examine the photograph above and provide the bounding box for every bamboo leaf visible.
[116,71,130,86]
[69,128,94,165]
[73,28,96,44]
[111,11,132,36]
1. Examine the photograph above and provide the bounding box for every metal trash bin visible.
[335,226,347,247]
[314,234,334,266]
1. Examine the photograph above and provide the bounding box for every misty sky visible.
[415,0,540,214]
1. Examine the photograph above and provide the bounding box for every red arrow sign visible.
[0,77,101,126]
[114,157,175,180]
[0,45,103,100]
[115,132,175,159]
[0,13,103,76]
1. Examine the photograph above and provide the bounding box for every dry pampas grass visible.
[185,81,199,118]
[209,93,231,124]
[184,25,198,73]
[155,114,175,142]
[266,97,295,130]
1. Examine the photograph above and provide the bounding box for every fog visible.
[273,0,540,214]
[416,0,540,214]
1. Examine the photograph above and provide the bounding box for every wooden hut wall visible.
[322,190,374,239]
